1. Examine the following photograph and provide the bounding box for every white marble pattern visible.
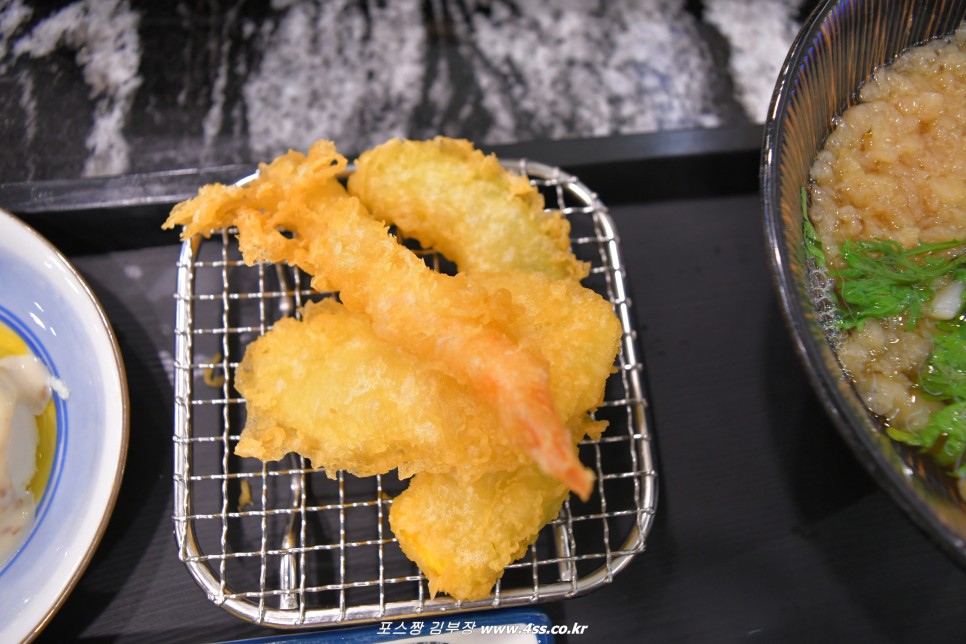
[8,0,141,177]
[704,0,804,122]
[244,0,426,158]
[468,0,723,140]
[0,0,811,180]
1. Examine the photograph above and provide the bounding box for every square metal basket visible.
[171,159,657,628]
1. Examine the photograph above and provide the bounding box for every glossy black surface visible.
[0,0,821,184]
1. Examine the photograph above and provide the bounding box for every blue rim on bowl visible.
[762,0,966,564]
[0,208,129,642]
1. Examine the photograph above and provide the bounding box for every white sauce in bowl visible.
[0,356,57,564]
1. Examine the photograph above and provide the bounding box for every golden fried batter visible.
[164,140,594,498]
[390,416,604,602]
[348,137,589,281]
[390,466,568,602]
[234,272,621,482]
[165,136,624,601]
[235,299,519,480]
[387,290,615,601]
[470,272,619,424]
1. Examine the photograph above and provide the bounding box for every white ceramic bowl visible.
[0,208,128,642]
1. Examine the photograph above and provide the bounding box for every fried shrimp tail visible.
[348,137,589,280]
[165,136,628,597]
[163,141,594,498]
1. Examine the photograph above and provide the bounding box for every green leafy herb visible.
[888,401,966,477]
[834,238,966,330]
[921,321,966,400]
[801,185,966,479]
[891,317,966,477]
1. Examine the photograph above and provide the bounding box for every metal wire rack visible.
[171,160,658,628]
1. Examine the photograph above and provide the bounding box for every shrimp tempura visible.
[233,273,621,482]
[233,299,518,480]
[163,140,595,498]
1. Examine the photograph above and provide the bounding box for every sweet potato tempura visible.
[390,415,606,602]
[348,137,589,281]
[163,140,594,498]
[390,467,569,601]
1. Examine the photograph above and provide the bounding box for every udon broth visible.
[808,27,966,488]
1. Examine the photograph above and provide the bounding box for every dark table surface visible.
[3,130,964,643]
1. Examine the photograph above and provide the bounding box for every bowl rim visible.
[761,0,966,566]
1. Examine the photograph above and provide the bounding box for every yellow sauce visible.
[0,322,56,502]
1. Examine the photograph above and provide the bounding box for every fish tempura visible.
[234,299,518,480]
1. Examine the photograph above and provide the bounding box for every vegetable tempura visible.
[390,415,606,601]
[348,137,589,280]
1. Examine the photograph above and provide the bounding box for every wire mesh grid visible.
[171,160,657,628]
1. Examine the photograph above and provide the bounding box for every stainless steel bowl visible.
[762,0,966,563]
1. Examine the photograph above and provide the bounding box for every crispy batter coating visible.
[234,273,621,482]
[387,275,618,600]
[165,137,624,601]
[390,416,603,602]
[470,272,619,424]
[348,137,589,281]
[164,140,594,498]
[234,299,516,480]
[390,466,568,602]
